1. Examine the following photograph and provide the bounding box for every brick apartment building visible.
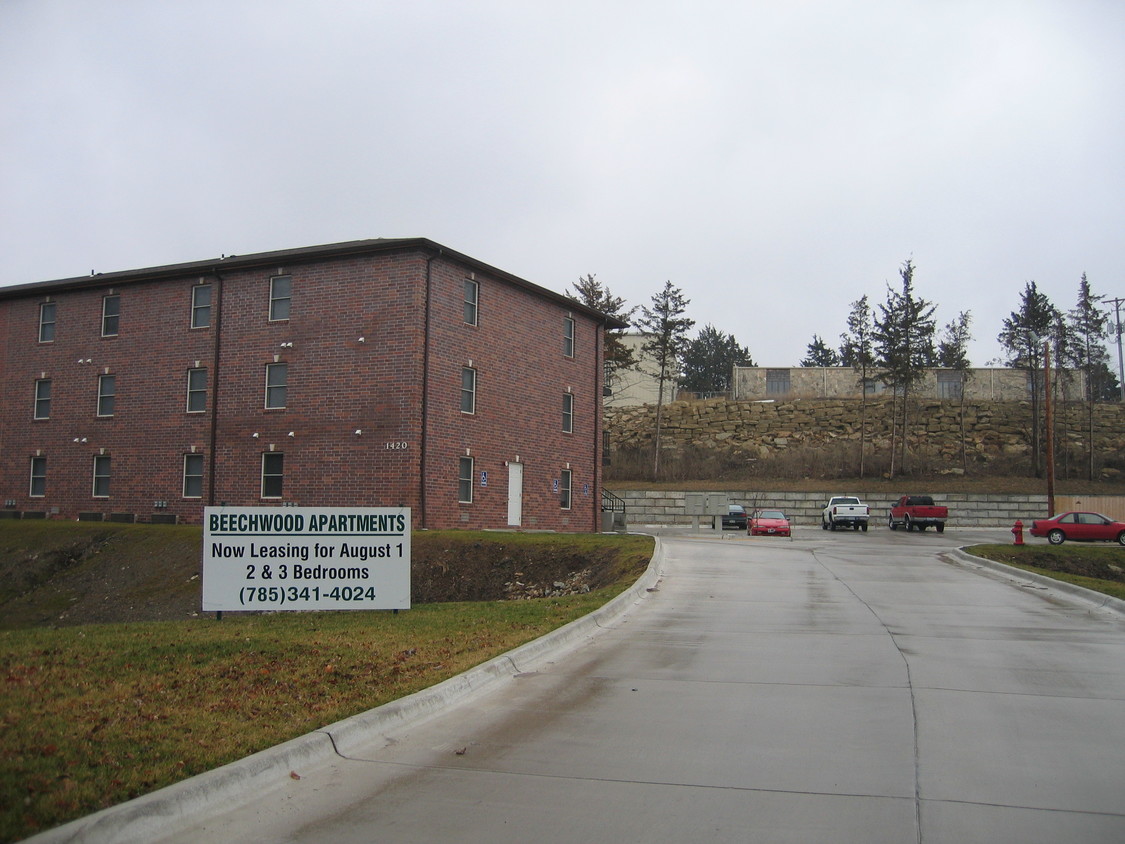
[0,238,622,531]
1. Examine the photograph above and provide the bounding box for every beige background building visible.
[732,366,1087,402]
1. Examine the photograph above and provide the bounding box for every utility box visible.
[685,493,729,531]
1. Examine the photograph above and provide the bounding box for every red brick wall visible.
[420,257,603,532]
[0,245,606,532]
[206,253,425,513]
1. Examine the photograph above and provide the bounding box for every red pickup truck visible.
[888,495,948,533]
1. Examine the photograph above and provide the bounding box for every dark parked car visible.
[1028,511,1125,545]
[716,504,747,530]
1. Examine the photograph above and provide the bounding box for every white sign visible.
[202,506,410,612]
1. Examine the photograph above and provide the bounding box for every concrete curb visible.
[28,537,666,844]
[951,547,1125,617]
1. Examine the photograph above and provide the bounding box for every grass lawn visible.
[0,530,653,842]
[964,544,1125,602]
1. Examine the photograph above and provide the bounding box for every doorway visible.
[507,461,523,526]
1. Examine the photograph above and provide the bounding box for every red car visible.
[748,509,791,537]
[1028,511,1125,546]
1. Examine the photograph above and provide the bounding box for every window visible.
[101,294,120,337]
[463,279,479,326]
[563,316,575,357]
[33,379,51,420]
[183,454,204,498]
[39,302,56,342]
[269,275,292,321]
[192,284,212,329]
[862,379,881,395]
[460,367,476,414]
[562,392,574,433]
[186,368,207,413]
[97,374,116,417]
[766,369,791,395]
[92,454,111,497]
[937,370,963,399]
[458,456,474,503]
[29,457,47,497]
[559,469,572,510]
[261,453,284,498]
[265,363,288,409]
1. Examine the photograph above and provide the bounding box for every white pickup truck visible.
[821,496,870,532]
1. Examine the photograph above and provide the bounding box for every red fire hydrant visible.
[1012,519,1024,546]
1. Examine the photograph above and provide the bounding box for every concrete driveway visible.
[156,527,1125,843]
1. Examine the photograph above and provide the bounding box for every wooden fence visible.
[1055,496,1125,522]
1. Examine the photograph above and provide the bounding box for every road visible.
[164,527,1125,843]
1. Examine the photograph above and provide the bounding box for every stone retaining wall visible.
[612,489,1049,528]
[606,397,1125,473]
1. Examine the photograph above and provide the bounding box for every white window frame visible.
[265,363,288,409]
[183,453,204,498]
[101,294,120,337]
[29,456,47,497]
[97,374,116,417]
[563,316,575,358]
[33,378,51,420]
[186,368,207,413]
[458,456,474,504]
[562,392,574,433]
[461,367,476,414]
[269,275,292,321]
[463,279,479,326]
[261,452,284,499]
[559,468,572,510]
[191,284,212,329]
[92,454,111,498]
[39,302,56,343]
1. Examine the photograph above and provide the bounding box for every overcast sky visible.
[3,1,1123,368]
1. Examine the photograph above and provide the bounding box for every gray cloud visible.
[2,0,1122,366]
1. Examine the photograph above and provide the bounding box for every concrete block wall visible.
[611,489,1050,528]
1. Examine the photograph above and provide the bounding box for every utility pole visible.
[1044,341,1055,517]
[1109,296,1125,401]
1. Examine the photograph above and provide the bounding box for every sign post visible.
[203,506,410,612]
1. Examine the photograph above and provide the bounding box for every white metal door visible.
[507,462,523,526]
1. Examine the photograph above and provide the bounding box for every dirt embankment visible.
[0,526,642,629]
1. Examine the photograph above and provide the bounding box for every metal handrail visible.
[601,488,626,513]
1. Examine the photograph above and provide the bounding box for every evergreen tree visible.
[680,324,753,395]
[637,281,694,479]
[567,274,637,387]
[840,295,877,477]
[997,281,1059,478]
[872,259,936,475]
[937,311,973,471]
[1066,273,1111,479]
[800,334,840,367]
